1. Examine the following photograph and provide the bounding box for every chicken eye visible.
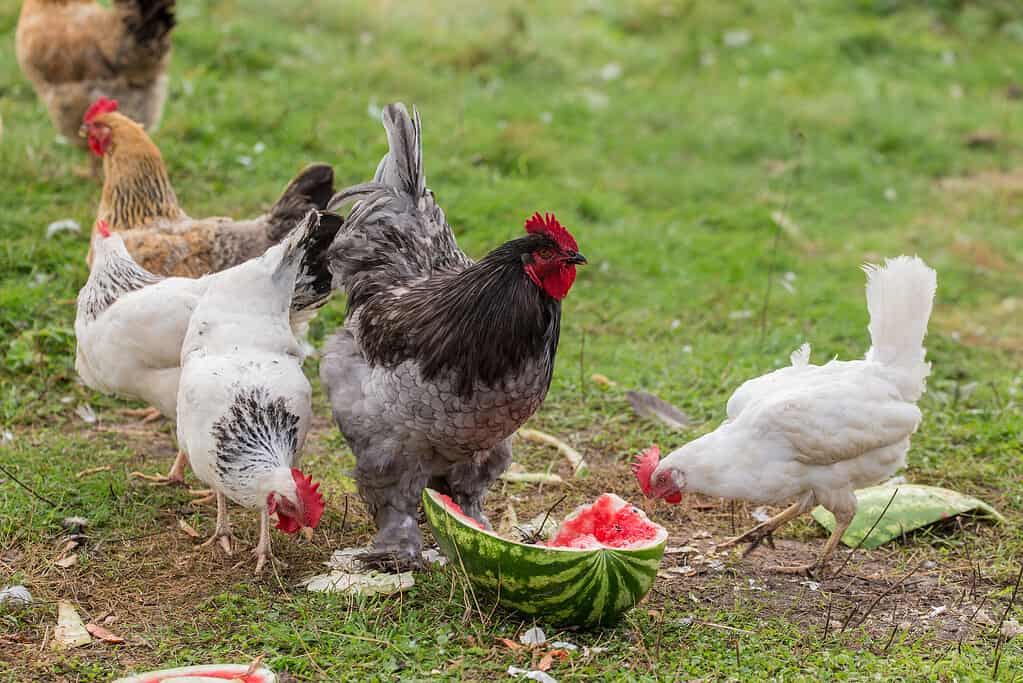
[536,248,555,260]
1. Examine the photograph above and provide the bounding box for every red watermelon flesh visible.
[436,493,485,529]
[546,494,661,550]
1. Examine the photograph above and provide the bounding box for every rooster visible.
[79,98,335,278]
[321,103,586,570]
[16,0,175,167]
[177,211,335,573]
[75,213,340,490]
[635,256,937,575]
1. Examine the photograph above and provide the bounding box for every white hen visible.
[74,218,338,488]
[637,256,937,574]
[176,211,336,573]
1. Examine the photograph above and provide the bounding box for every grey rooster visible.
[321,103,587,570]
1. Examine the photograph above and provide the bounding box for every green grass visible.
[2,0,1023,680]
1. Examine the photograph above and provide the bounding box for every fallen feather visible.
[85,622,125,643]
[46,219,81,239]
[74,404,97,424]
[53,601,92,650]
[177,519,201,538]
[302,570,413,596]
[518,428,586,475]
[925,606,948,619]
[55,554,78,569]
[751,506,771,523]
[550,641,577,651]
[508,667,557,683]
[799,580,821,592]
[519,626,547,646]
[63,517,90,530]
[0,585,32,610]
[422,548,448,567]
[1001,619,1021,640]
[626,390,690,430]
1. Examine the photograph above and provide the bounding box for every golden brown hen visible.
[16,0,176,149]
[80,98,336,279]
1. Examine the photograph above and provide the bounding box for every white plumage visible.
[645,256,937,574]
[176,211,334,573]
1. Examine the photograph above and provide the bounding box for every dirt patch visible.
[938,169,1023,195]
[1,418,1016,678]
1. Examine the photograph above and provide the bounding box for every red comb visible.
[525,212,578,253]
[83,97,118,124]
[632,445,660,496]
[96,219,111,238]
[291,468,325,529]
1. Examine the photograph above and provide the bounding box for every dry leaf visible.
[537,652,554,672]
[53,601,91,650]
[497,637,523,651]
[177,519,200,538]
[55,554,78,569]
[85,623,125,643]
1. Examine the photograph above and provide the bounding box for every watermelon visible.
[423,489,666,628]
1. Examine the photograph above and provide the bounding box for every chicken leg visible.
[131,450,189,486]
[775,509,855,577]
[199,491,233,555]
[248,509,273,575]
[716,493,814,557]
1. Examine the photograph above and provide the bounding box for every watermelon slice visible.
[423,489,666,628]
[111,664,276,683]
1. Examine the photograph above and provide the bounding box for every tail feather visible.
[116,0,176,62]
[274,210,344,315]
[267,164,336,243]
[374,103,425,198]
[863,255,937,398]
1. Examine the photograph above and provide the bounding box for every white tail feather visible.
[862,255,937,399]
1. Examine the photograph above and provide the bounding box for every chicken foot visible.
[774,510,855,578]
[357,502,426,572]
[199,491,233,556]
[232,509,275,575]
[131,450,189,486]
[715,496,812,557]
[119,406,164,423]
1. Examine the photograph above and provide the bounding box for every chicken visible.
[177,210,337,573]
[16,0,175,158]
[636,256,937,575]
[75,213,340,490]
[79,97,335,278]
[320,103,587,570]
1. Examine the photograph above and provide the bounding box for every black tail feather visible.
[119,0,177,46]
[267,164,336,243]
[284,211,345,313]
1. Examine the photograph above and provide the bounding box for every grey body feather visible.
[321,104,562,568]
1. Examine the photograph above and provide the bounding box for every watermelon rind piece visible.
[811,484,1005,549]
[423,489,666,628]
[111,663,277,683]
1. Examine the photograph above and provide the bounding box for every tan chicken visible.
[16,0,176,156]
[80,98,336,278]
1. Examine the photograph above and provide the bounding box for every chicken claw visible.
[356,549,424,573]
[199,492,233,556]
[131,451,189,487]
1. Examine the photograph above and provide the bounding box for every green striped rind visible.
[423,489,666,628]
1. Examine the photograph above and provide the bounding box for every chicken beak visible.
[565,251,587,266]
[78,124,88,139]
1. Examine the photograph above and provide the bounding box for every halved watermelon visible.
[423,489,666,628]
